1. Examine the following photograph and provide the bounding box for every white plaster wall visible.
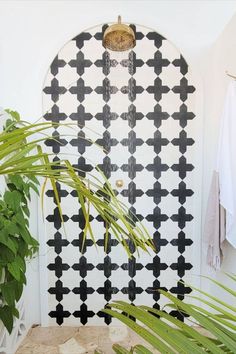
[0,0,236,327]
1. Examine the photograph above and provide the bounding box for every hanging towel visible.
[205,171,226,269]
[217,81,236,247]
[205,81,236,269]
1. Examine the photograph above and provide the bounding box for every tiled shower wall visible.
[42,24,198,326]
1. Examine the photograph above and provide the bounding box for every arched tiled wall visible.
[42,23,198,326]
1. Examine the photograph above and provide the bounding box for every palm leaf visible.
[131,345,153,354]
[0,110,152,256]
[107,301,207,353]
[112,344,132,354]
[103,307,176,353]
[103,275,236,353]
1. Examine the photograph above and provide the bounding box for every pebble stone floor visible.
[15,326,156,354]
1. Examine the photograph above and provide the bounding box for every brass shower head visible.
[103,16,136,52]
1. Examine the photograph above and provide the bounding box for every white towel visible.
[205,171,225,269]
[216,81,236,248]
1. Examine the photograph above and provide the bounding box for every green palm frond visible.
[0,109,153,257]
[103,275,236,353]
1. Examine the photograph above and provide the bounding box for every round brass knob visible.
[115,179,124,188]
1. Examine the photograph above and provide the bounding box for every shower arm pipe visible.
[226,71,236,80]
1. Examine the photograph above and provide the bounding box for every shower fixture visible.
[103,16,136,52]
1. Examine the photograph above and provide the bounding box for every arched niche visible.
[42,23,200,326]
